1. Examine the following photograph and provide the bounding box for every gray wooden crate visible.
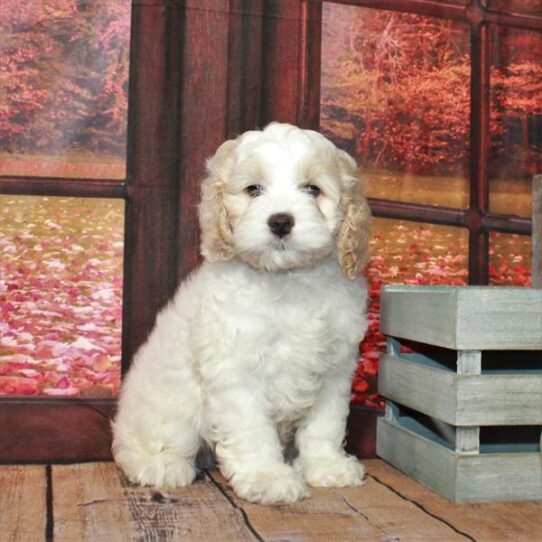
[377,285,542,503]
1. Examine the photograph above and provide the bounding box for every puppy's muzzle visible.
[268,213,295,238]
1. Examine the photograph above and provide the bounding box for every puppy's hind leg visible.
[112,329,202,488]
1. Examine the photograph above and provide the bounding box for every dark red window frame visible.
[0,0,539,462]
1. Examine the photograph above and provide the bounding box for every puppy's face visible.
[221,135,343,272]
[199,123,371,278]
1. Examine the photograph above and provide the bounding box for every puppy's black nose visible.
[268,213,295,238]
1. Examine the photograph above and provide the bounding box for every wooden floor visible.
[2,459,541,541]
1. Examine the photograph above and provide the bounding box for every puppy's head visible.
[199,123,371,279]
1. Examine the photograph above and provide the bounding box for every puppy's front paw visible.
[229,463,309,504]
[115,449,197,489]
[296,455,365,488]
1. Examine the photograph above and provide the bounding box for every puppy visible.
[112,122,371,504]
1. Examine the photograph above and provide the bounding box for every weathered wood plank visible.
[457,452,542,503]
[380,285,542,350]
[379,353,542,425]
[366,459,542,542]
[381,287,458,348]
[208,469,385,541]
[457,373,542,425]
[334,476,466,541]
[377,417,458,502]
[456,289,542,349]
[0,466,46,542]
[377,416,542,503]
[379,352,458,424]
[52,462,256,542]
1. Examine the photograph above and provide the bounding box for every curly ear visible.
[198,139,238,262]
[336,150,372,280]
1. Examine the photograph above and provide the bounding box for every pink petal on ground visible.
[0,336,18,348]
[56,376,70,389]
[20,369,40,378]
[71,337,104,351]
[0,354,37,365]
[43,387,80,396]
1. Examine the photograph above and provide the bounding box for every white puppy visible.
[112,122,371,504]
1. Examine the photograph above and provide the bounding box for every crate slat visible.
[380,286,542,350]
[379,353,542,425]
[379,353,458,424]
[377,417,542,503]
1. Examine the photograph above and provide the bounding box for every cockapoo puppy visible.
[112,122,371,504]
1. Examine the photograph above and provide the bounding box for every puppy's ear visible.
[199,139,237,262]
[336,150,372,280]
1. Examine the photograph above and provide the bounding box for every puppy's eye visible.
[245,184,264,198]
[302,184,321,198]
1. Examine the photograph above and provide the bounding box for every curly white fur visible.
[112,123,371,504]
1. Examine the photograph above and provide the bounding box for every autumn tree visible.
[321,4,541,178]
[490,27,542,178]
[0,0,130,158]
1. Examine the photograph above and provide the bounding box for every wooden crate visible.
[377,285,542,503]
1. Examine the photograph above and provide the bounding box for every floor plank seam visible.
[367,474,478,542]
[45,465,53,542]
[205,471,265,542]
[332,489,392,539]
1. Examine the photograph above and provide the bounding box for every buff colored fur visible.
[112,123,371,504]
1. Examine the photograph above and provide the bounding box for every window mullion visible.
[468,7,491,285]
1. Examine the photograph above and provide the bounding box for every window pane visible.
[0,1,131,180]
[489,232,532,286]
[0,195,123,396]
[356,218,468,406]
[321,2,470,209]
[489,26,542,218]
